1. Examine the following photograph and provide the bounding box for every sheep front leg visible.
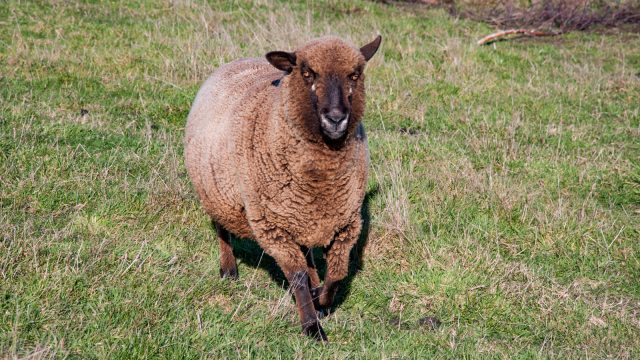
[289,270,327,342]
[316,220,361,309]
[268,244,327,342]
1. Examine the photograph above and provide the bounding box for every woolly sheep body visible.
[184,36,380,341]
[185,58,368,255]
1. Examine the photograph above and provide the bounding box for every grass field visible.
[1,0,639,358]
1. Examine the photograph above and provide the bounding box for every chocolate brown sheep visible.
[184,35,382,341]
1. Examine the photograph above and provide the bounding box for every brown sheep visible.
[184,35,382,341]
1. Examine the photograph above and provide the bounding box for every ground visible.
[1,0,639,358]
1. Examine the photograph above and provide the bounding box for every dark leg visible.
[264,241,327,342]
[214,221,238,280]
[289,270,327,342]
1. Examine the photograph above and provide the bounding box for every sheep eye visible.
[302,71,311,78]
[350,73,359,81]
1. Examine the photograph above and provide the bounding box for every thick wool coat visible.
[184,37,368,280]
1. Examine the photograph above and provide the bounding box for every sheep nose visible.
[324,108,347,124]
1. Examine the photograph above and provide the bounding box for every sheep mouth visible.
[320,114,349,140]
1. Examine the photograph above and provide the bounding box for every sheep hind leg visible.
[214,221,238,280]
[301,246,321,289]
[301,246,327,317]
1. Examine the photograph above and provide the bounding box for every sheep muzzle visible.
[320,112,349,139]
[318,75,350,140]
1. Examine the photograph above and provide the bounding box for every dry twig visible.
[477,28,561,45]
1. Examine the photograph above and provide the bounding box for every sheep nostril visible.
[325,109,347,124]
[326,114,346,124]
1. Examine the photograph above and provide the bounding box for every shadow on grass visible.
[222,187,378,311]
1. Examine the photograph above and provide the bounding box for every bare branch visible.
[477,29,561,46]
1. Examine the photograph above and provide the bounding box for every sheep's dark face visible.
[266,36,381,145]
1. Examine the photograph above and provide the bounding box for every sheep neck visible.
[268,94,360,186]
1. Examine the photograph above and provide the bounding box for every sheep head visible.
[266,35,381,146]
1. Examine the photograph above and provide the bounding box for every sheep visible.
[184,35,382,341]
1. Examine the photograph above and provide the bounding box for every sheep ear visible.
[360,35,382,62]
[266,51,297,73]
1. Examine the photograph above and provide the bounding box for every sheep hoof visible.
[303,321,328,342]
[219,267,238,280]
[310,286,322,305]
[316,309,330,319]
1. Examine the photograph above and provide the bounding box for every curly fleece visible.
[184,37,369,287]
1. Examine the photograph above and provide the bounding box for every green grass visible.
[1,0,639,358]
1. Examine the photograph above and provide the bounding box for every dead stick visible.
[477,29,560,46]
